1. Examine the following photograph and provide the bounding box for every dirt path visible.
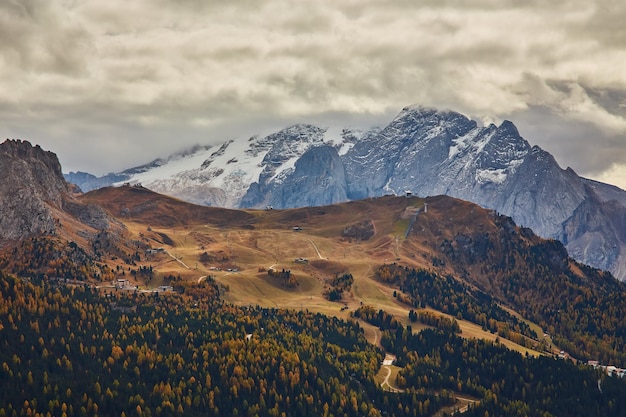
[379,354,403,393]
[373,327,380,347]
[305,238,324,259]
[166,250,191,269]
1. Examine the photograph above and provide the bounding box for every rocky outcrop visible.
[0,139,69,240]
[562,186,626,274]
[0,139,110,243]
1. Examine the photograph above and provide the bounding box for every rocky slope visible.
[0,139,111,244]
[0,139,68,240]
[63,107,626,280]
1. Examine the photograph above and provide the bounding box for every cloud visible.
[0,0,624,186]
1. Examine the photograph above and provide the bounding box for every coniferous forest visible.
[2,271,626,417]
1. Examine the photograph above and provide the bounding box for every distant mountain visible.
[63,106,626,280]
[64,171,128,193]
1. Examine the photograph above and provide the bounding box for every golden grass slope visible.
[79,186,547,355]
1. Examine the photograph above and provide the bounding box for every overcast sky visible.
[1,1,626,188]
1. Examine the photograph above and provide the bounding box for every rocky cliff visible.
[0,139,109,243]
[0,139,69,240]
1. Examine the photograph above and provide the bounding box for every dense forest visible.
[0,237,104,282]
[2,270,626,416]
[427,211,626,365]
[376,265,539,348]
[379,327,626,417]
[376,261,626,366]
[353,305,626,416]
[0,272,455,417]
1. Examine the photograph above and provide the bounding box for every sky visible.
[1,1,626,188]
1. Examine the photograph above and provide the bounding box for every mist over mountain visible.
[63,106,626,280]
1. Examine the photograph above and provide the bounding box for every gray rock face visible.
[562,186,626,275]
[0,139,68,240]
[240,124,328,208]
[63,201,110,230]
[0,139,110,243]
[267,145,347,209]
[344,107,478,200]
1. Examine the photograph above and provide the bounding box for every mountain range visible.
[65,106,626,280]
[5,122,626,416]
[3,139,625,365]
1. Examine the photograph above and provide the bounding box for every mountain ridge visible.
[71,185,626,365]
[62,106,626,280]
[5,136,626,417]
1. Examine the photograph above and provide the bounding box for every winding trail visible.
[379,354,403,393]
[380,367,402,393]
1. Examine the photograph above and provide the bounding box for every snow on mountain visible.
[65,105,626,280]
[109,125,347,208]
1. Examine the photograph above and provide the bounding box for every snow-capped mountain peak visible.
[107,124,346,208]
[66,105,626,280]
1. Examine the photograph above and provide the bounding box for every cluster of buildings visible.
[587,361,626,378]
[113,278,172,292]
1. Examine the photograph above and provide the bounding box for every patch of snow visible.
[448,128,481,159]
[323,126,345,145]
[476,168,508,184]
[270,157,298,184]
[115,145,219,184]
[473,129,497,155]
[113,133,274,207]
[337,142,355,156]
[507,157,525,173]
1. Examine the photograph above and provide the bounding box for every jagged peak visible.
[2,138,53,159]
[529,144,553,158]
[272,123,326,136]
[1,138,64,178]
[262,124,327,156]
[528,144,562,167]
[497,120,519,135]
[398,105,472,123]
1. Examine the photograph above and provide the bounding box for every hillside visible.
[69,186,626,365]
[4,180,626,415]
[79,184,256,228]
[4,273,625,417]
[64,106,626,281]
